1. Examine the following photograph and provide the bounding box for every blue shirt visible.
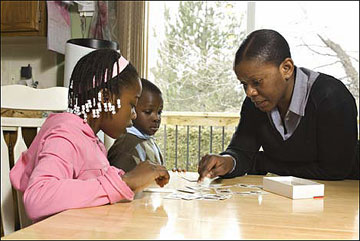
[268,67,319,140]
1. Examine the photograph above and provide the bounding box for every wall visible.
[0,3,92,88]
[1,36,61,88]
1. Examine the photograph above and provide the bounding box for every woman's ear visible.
[280,57,294,81]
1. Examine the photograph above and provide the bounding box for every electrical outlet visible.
[10,74,16,82]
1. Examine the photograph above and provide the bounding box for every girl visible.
[10,49,170,222]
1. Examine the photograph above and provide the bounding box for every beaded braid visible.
[67,49,130,122]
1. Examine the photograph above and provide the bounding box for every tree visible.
[318,35,358,99]
[151,1,247,112]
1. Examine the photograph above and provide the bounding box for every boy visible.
[108,78,164,172]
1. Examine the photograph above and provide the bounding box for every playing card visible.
[236,183,263,189]
[143,187,176,193]
[215,188,232,194]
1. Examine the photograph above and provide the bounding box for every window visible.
[147,1,248,112]
[145,1,359,170]
[146,1,359,111]
[253,1,359,102]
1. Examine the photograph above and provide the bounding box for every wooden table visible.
[2,172,359,240]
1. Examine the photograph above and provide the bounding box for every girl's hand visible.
[122,161,170,192]
[172,167,186,173]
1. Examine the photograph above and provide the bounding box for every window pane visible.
[255,1,359,101]
[148,1,248,112]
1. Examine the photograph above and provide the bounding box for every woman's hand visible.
[197,154,234,182]
[122,161,170,192]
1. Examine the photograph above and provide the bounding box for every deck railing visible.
[155,111,240,171]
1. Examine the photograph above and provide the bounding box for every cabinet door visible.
[1,1,46,36]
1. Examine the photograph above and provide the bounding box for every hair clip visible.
[104,69,108,83]
[97,102,102,112]
[98,92,102,102]
[111,56,129,78]
[111,106,116,115]
[73,105,80,115]
[85,103,90,113]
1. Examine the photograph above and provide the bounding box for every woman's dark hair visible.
[234,29,291,67]
[68,49,139,114]
[141,78,162,95]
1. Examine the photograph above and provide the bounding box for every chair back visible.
[1,85,68,236]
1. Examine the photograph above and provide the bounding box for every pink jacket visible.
[10,113,134,222]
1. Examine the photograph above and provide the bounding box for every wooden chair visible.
[1,85,68,236]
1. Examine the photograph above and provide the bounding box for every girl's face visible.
[234,58,294,112]
[100,78,142,139]
[133,90,163,136]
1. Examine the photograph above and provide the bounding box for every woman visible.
[198,29,359,181]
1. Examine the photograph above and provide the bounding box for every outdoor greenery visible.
[154,125,236,171]
[151,1,247,112]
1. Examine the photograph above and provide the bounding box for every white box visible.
[263,176,324,199]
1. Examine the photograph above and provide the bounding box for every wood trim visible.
[161,111,240,127]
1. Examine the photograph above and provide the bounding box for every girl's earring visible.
[117,99,121,108]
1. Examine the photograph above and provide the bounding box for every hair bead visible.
[67,50,131,122]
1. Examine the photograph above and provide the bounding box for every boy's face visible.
[133,90,163,136]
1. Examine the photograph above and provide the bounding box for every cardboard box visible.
[263,176,324,199]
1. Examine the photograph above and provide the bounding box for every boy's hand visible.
[122,161,170,192]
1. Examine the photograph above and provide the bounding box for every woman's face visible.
[100,78,142,139]
[234,58,294,112]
